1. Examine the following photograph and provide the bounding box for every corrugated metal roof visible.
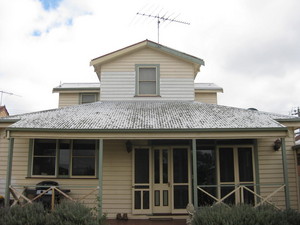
[194,83,223,92]
[1,101,297,131]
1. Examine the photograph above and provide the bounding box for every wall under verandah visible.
[257,131,299,211]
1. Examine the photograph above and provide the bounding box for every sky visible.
[0,0,299,115]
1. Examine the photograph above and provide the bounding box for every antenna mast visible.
[137,12,190,43]
[0,90,21,106]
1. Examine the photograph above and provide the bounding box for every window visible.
[80,93,98,104]
[136,64,160,96]
[32,139,97,177]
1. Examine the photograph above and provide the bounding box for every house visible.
[0,40,300,220]
[0,106,9,117]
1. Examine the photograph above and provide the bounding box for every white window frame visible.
[135,64,160,96]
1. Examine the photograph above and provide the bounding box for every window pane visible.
[162,150,168,184]
[72,157,95,176]
[197,149,216,185]
[174,185,188,209]
[59,140,70,176]
[134,191,141,209]
[154,150,160,184]
[221,186,235,204]
[135,149,149,183]
[81,94,96,104]
[73,140,96,156]
[219,148,234,182]
[139,68,156,81]
[139,81,156,95]
[143,191,150,209]
[34,139,56,156]
[32,157,55,175]
[173,148,188,183]
[154,190,160,206]
[238,148,253,182]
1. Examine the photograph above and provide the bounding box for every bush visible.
[46,201,103,225]
[0,201,106,225]
[192,204,300,225]
[0,202,47,225]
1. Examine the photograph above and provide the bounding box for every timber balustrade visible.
[9,185,99,210]
[197,184,286,210]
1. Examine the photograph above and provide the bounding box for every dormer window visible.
[80,93,98,104]
[136,64,160,96]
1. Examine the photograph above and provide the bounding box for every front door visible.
[153,148,171,213]
[133,146,190,215]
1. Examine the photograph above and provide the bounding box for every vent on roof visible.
[248,108,258,111]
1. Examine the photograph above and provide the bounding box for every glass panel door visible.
[172,148,190,211]
[217,147,255,205]
[132,148,151,214]
[153,148,171,213]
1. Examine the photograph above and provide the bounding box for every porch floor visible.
[106,219,186,225]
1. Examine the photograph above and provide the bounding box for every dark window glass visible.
[174,185,188,209]
[81,94,97,104]
[143,191,150,209]
[72,157,95,176]
[173,148,188,183]
[238,148,253,182]
[162,150,168,184]
[154,150,160,184]
[58,140,70,176]
[219,148,234,182]
[33,139,56,176]
[221,186,235,205]
[135,149,149,183]
[32,157,55,175]
[34,139,56,156]
[197,149,216,185]
[72,140,96,176]
[198,187,216,206]
[134,191,141,209]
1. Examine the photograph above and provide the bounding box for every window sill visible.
[26,176,98,179]
[134,95,161,97]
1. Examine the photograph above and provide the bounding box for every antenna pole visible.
[137,12,190,43]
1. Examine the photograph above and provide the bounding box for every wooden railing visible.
[9,185,99,210]
[197,184,286,210]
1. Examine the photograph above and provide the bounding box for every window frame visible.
[80,93,98,104]
[135,64,160,96]
[30,139,98,178]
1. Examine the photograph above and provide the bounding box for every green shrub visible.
[46,201,103,225]
[0,202,47,225]
[192,204,300,225]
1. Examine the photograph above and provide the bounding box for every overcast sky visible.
[0,0,299,115]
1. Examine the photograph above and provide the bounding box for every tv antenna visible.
[0,90,21,106]
[137,12,190,43]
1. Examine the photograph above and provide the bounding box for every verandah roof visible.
[0,101,297,131]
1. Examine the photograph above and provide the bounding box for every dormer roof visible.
[90,40,204,77]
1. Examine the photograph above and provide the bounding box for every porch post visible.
[281,138,290,209]
[5,138,14,207]
[192,139,198,209]
[98,139,103,216]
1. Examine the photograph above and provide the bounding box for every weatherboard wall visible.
[194,92,218,104]
[257,134,299,210]
[99,48,195,101]
[58,93,79,107]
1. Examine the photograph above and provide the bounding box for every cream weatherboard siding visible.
[100,48,195,101]
[58,93,79,108]
[257,134,299,210]
[194,92,218,104]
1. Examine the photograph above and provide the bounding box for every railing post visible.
[98,139,104,216]
[192,139,198,209]
[281,138,290,209]
[5,138,14,207]
[51,187,55,211]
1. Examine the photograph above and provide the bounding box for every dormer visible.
[90,40,205,101]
